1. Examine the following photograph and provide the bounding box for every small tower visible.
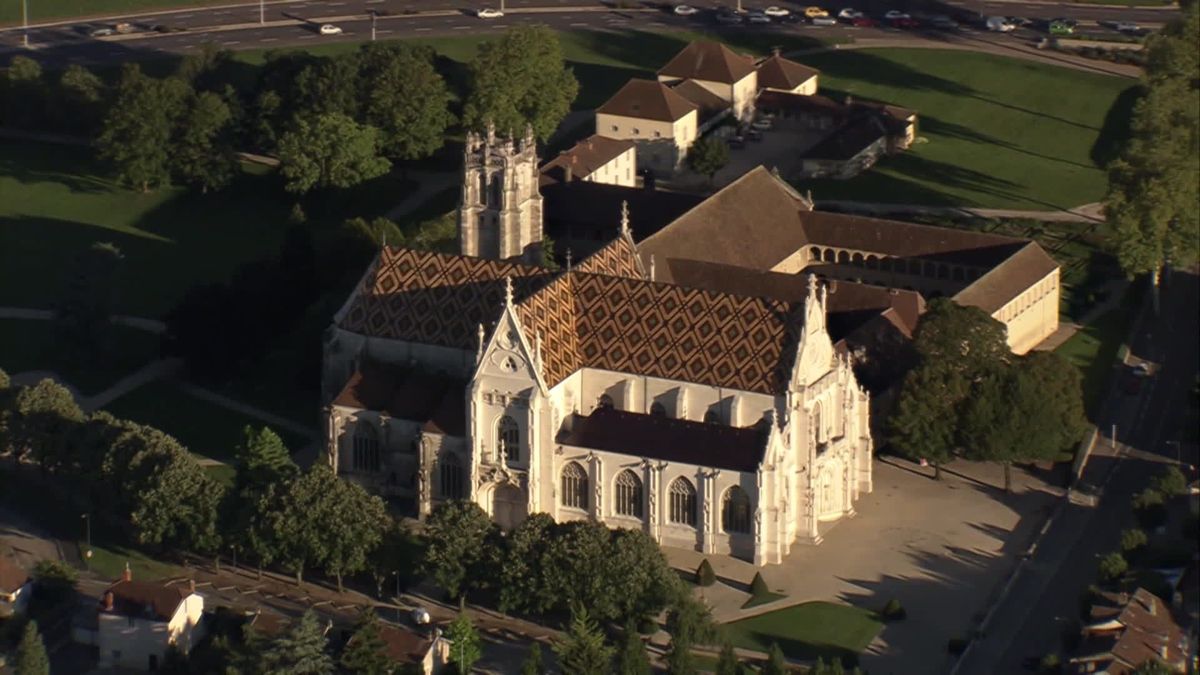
[458,123,544,263]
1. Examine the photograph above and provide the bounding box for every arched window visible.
[440,454,463,499]
[597,394,614,410]
[812,402,823,445]
[561,462,588,510]
[809,246,822,261]
[703,410,721,424]
[851,252,864,265]
[668,478,697,526]
[650,402,667,417]
[837,250,850,264]
[822,249,835,263]
[722,486,752,534]
[497,416,519,462]
[352,423,380,473]
[615,470,643,518]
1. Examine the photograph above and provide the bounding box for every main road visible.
[0,0,1178,66]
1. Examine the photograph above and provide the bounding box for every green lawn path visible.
[723,601,882,664]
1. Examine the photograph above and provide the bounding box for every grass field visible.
[0,318,161,395]
[102,380,309,462]
[796,49,1137,209]
[723,601,882,664]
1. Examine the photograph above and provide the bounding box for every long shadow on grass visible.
[798,49,974,97]
[1089,84,1141,168]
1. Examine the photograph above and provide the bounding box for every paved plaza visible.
[666,457,1063,674]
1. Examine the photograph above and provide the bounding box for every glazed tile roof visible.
[657,40,757,85]
[755,54,820,91]
[597,79,698,123]
[558,407,768,472]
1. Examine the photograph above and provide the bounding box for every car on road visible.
[89,27,115,37]
[804,6,829,17]
[883,10,910,20]
[747,11,772,23]
[1115,20,1139,32]
[851,16,876,27]
[715,10,743,24]
[318,23,343,34]
[929,15,958,29]
[1007,16,1032,27]
[986,16,1015,32]
[811,15,838,25]
[673,4,700,15]
[889,16,919,28]
[113,22,134,33]
[838,7,862,19]
[763,6,790,17]
[477,7,504,18]
[751,117,773,130]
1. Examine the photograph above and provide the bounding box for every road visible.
[0,0,1177,66]
[954,270,1200,674]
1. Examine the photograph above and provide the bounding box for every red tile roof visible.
[103,580,190,622]
[755,54,820,91]
[658,41,757,84]
[377,625,435,665]
[597,79,698,123]
[0,555,29,593]
[539,135,636,186]
[332,365,467,436]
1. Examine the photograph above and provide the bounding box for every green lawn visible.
[1055,289,1136,416]
[102,380,310,462]
[0,318,161,395]
[722,602,881,664]
[795,49,1137,210]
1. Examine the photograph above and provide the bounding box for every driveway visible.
[713,127,824,188]
[665,458,1060,674]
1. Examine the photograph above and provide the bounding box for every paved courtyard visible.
[665,457,1062,674]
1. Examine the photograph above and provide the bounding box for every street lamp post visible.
[21,0,29,48]
[371,11,377,41]
[81,514,92,569]
[259,0,265,24]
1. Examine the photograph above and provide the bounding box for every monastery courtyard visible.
[665,457,1062,675]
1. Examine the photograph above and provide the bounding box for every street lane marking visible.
[415,27,431,31]
[453,25,469,29]
[260,36,277,41]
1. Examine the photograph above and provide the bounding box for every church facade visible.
[321,131,875,566]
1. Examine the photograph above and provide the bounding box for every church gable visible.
[476,304,545,391]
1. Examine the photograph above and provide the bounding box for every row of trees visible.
[888,298,1088,489]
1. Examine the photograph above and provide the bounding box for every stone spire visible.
[619,200,631,239]
[504,276,514,307]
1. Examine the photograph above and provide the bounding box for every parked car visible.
[747,128,763,141]
[804,6,829,17]
[318,23,343,34]
[729,135,746,148]
[477,7,504,18]
[883,10,909,20]
[763,5,790,16]
[673,4,700,15]
[837,7,862,18]
[715,10,742,23]
[811,15,838,25]
[747,11,772,23]
[89,27,115,36]
[929,15,958,29]
[889,16,919,28]
[1050,16,1077,28]
[986,15,1015,32]
[113,22,134,33]
[751,117,773,130]
[851,16,876,26]
[1115,20,1139,32]
[1007,16,1032,27]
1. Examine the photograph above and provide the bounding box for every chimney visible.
[122,562,132,583]
[1160,642,1169,660]
[564,164,573,183]
[103,591,114,611]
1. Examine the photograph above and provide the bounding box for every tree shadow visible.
[1089,83,1141,168]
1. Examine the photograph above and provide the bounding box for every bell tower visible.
[458,123,544,263]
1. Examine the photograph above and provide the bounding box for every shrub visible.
[1098,552,1128,583]
[696,559,716,587]
[1132,489,1168,530]
[1151,466,1188,498]
[947,637,969,655]
[881,598,907,621]
[1120,528,1148,553]
[33,559,78,604]
[1039,652,1062,674]
[636,616,658,635]
[750,572,769,598]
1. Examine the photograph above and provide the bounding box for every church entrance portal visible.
[492,484,528,529]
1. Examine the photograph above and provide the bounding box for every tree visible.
[172,90,238,193]
[423,501,496,600]
[761,642,787,675]
[340,608,390,675]
[462,26,579,141]
[33,559,79,605]
[10,379,84,469]
[1120,528,1148,553]
[55,242,123,364]
[14,620,50,675]
[616,618,651,675]
[125,433,224,554]
[553,605,614,675]
[318,468,389,592]
[1098,551,1129,583]
[445,611,482,675]
[749,572,769,599]
[55,64,107,135]
[277,113,391,194]
[97,65,190,192]
[520,641,545,675]
[1,56,45,129]
[696,559,716,587]
[1151,465,1189,497]
[275,463,336,585]
[356,43,454,161]
[715,640,740,675]
[687,137,729,183]
[262,609,334,674]
[888,365,963,479]
[234,425,297,488]
[912,298,1010,376]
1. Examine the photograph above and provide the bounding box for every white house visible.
[540,135,638,188]
[656,41,759,122]
[96,568,204,671]
[596,79,699,175]
[0,555,32,618]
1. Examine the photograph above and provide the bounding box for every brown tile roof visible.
[103,580,190,622]
[953,242,1059,313]
[332,364,467,436]
[798,211,1029,266]
[658,41,756,85]
[539,135,636,187]
[802,116,889,161]
[597,79,697,123]
[0,555,29,593]
[756,90,844,115]
[669,80,730,123]
[376,625,434,664]
[558,407,768,472]
[755,54,820,91]
[1074,588,1189,674]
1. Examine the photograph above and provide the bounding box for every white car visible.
[318,23,342,34]
[751,118,773,130]
[883,10,910,20]
[673,4,700,15]
[986,15,1015,32]
[811,15,837,25]
[763,6,790,16]
[837,7,862,19]
[1115,20,1139,32]
[477,7,504,18]
[747,11,772,23]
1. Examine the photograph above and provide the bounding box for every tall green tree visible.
[888,365,963,478]
[761,643,787,675]
[125,433,224,553]
[616,618,651,675]
[262,609,334,674]
[422,501,496,600]
[277,113,391,194]
[911,298,1010,375]
[1,56,45,129]
[10,378,84,469]
[55,64,107,135]
[234,425,297,488]
[14,620,50,675]
[97,65,190,191]
[172,90,238,193]
[687,137,729,183]
[318,468,389,592]
[444,611,482,675]
[340,608,390,675]
[55,242,123,364]
[356,43,454,161]
[715,640,740,675]
[553,605,614,675]
[275,462,336,585]
[462,26,579,141]
[520,641,545,675]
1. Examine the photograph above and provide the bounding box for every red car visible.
[851,16,876,26]
[889,16,919,28]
